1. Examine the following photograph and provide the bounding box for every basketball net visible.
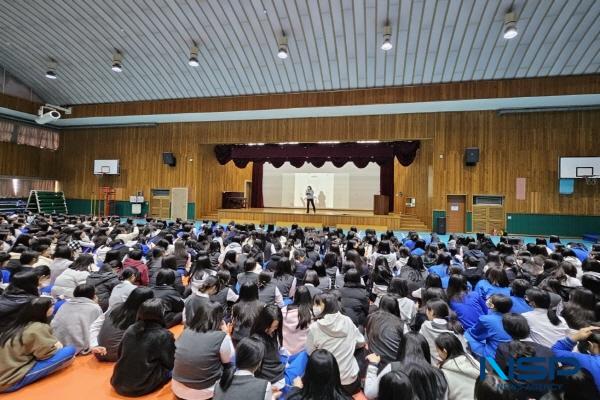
[584,175,599,185]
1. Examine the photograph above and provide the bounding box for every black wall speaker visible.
[162,152,176,167]
[464,147,480,166]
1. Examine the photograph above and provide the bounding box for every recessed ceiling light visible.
[277,34,288,59]
[111,51,123,72]
[503,11,518,39]
[381,25,393,51]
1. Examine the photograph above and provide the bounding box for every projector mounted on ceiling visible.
[35,104,72,125]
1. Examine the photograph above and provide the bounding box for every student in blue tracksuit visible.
[474,266,511,300]
[508,279,533,314]
[552,326,600,392]
[446,274,487,330]
[428,253,451,279]
[570,244,589,263]
[464,294,512,358]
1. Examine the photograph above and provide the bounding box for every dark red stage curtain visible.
[251,162,264,208]
[380,161,395,212]
[214,141,420,168]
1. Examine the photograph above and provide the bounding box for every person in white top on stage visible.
[305,186,316,214]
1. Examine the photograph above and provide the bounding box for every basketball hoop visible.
[583,175,599,185]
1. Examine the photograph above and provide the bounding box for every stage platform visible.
[216,208,428,231]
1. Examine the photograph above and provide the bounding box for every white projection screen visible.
[263,162,380,210]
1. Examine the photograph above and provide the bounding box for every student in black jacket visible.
[152,269,184,328]
[111,298,175,397]
[339,268,369,328]
[86,260,120,312]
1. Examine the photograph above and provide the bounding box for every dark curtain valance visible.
[214,141,420,169]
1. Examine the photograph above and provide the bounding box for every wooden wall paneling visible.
[68,75,600,118]
[55,109,600,221]
[0,142,57,179]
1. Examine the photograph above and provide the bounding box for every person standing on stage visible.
[305,186,316,214]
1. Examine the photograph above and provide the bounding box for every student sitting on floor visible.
[287,349,352,400]
[0,270,40,330]
[250,304,286,390]
[464,294,513,358]
[51,284,102,354]
[89,287,154,362]
[110,298,175,397]
[172,300,234,400]
[151,269,184,328]
[213,336,272,400]
[0,297,76,392]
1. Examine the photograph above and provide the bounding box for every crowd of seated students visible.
[0,213,599,400]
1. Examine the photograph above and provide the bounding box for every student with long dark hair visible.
[434,333,480,400]
[474,375,518,400]
[89,287,154,362]
[282,285,313,355]
[152,269,184,328]
[447,274,487,330]
[364,332,448,399]
[273,257,297,299]
[493,312,554,399]
[366,295,405,368]
[522,287,571,348]
[419,299,466,364]
[398,255,428,293]
[376,370,414,400]
[231,282,264,345]
[562,287,598,329]
[387,277,417,324]
[214,336,271,400]
[172,301,234,400]
[306,292,365,395]
[250,304,285,389]
[339,268,369,328]
[0,297,76,392]
[0,270,39,330]
[110,298,175,396]
[287,349,351,400]
[464,294,513,358]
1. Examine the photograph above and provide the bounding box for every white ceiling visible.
[0,0,599,105]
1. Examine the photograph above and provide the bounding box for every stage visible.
[216,207,428,231]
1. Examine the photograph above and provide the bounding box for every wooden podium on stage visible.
[373,195,390,215]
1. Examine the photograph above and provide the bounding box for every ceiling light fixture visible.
[188,42,200,67]
[277,34,288,59]
[45,59,57,79]
[503,11,518,39]
[381,25,393,51]
[111,51,123,72]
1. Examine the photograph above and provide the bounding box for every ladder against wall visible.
[26,191,68,214]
